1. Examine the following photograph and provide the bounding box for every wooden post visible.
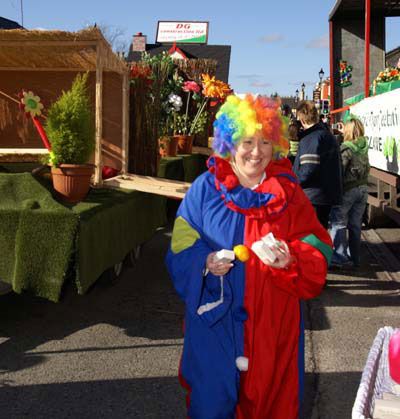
[365,0,371,98]
[121,71,129,174]
[329,20,335,115]
[94,43,103,185]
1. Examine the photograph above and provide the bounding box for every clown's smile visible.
[234,137,273,187]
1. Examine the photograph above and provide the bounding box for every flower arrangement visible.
[188,74,232,136]
[374,66,400,84]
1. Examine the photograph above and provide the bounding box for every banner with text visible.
[351,88,400,175]
[156,21,208,44]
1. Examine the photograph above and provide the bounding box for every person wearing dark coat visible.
[293,101,343,229]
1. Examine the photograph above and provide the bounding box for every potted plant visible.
[44,72,95,202]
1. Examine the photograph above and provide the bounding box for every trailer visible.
[329,0,400,226]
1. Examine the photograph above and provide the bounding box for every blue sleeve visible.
[295,135,321,188]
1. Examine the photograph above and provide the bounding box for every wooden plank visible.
[0,40,98,47]
[94,44,103,186]
[121,72,129,174]
[370,167,400,188]
[0,148,48,154]
[192,146,212,156]
[368,194,383,208]
[102,174,191,199]
[0,67,97,72]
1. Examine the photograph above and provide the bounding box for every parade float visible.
[0,26,231,301]
[329,0,400,226]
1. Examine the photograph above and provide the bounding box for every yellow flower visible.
[21,91,44,117]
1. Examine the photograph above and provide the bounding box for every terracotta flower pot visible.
[158,136,178,157]
[51,164,95,203]
[175,134,194,155]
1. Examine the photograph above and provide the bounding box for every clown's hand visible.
[251,233,295,269]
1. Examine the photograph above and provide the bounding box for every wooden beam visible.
[0,40,98,47]
[365,0,371,98]
[0,67,96,72]
[102,174,191,199]
[94,43,103,186]
[370,167,400,187]
[329,20,335,113]
[121,72,129,174]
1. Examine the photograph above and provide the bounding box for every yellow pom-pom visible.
[234,245,250,262]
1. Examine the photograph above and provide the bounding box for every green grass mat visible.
[0,173,167,301]
[0,173,78,302]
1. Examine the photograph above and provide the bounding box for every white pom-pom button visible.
[236,356,248,371]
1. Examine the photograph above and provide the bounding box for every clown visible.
[166,94,332,418]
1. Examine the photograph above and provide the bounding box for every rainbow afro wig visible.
[212,94,289,159]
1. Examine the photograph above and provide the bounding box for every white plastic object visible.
[252,232,289,264]
[214,249,235,264]
[236,356,249,371]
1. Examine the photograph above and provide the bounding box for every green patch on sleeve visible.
[301,234,332,265]
[171,216,200,254]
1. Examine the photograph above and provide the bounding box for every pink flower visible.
[183,81,200,93]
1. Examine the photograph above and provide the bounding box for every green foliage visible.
[45,72,95,167]
[174,113,207,135]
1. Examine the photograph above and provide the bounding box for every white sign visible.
[351,88,400,175]
[156,21,208,44]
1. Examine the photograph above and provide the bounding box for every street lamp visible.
[319,68,325,85]
[301,83,305,100]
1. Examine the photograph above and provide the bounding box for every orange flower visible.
[201,74,232,100]
[390,69,399,77]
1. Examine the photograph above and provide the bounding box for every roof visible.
[128,43,231,83]
[0,16,23,30]
[0,27,128,74]
[279,96,298,110]
[329,0,400,20]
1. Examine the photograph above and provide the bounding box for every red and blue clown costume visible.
[166,155,332,418]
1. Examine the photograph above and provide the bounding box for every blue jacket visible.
[294,123,343,206]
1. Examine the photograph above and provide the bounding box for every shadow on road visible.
[0,226,184,375]
[302,371,362,419]
[0,376,186,418]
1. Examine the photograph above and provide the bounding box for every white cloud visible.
[288,81,315,86]
[258,34,284,43]
[32,27,49,31]
[306,34,329,49]
[249,80,272,88]
[236,74,262,79]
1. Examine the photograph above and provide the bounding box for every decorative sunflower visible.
[21,91,44,117]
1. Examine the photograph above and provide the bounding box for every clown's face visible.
[234,136,273,185]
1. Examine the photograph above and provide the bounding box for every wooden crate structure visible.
[0,27,130,184]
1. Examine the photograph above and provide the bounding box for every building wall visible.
[386,47,400,68]
[332,16,385,108]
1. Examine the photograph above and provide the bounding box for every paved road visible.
[0,224,399,418]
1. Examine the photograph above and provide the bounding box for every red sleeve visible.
[269,184,332,299]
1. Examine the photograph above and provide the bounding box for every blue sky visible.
[3,0,400,98]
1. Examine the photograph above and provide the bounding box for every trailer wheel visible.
[124,245,141,268]
[98,261,124,285]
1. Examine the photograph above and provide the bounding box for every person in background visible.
[330,117,370,268]
[294,100,343,229]
[288,122,300,164]
[166,94,332,418]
